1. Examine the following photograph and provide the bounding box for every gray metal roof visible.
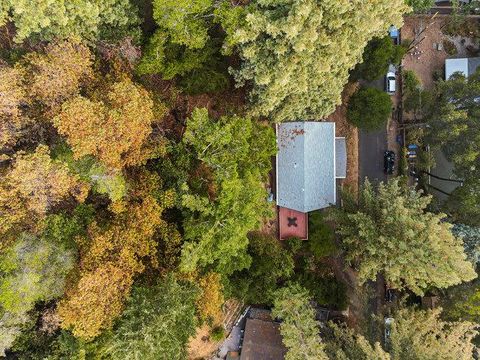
[445,58,468,79]
[335,137,347,179]
[468,57,480,76]
[445,57,480,79]
[276,122,336,213]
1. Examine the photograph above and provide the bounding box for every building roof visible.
[278,207,308,240]
[276,122,336,213]
[335,137,347,179]
[240,318,287,360]
[445,57,480,79]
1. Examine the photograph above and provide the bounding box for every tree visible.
[0,145,88,244]
[22,40,94,108]
[196,272,224,324]
[100,276,198,360]
[228,0,408,122]
[389,308,477,360]
[152,0,212,49]
[426,71,480,180]
[331,178,476,295]
[347,87,392,130]
[452,224,480,265]
[229,232,295,304]
[180,108,276,275]
[0,65,29,151]
[425,71,480,225]
[323,323,390,360]
[446,178,480,227]
[272,283,328,360]
[0,0,140,43]
[0,234,74,315]
[58,185,174,339]
[54,78,157,169]
[406,0,435,12]
[352,36,406,81]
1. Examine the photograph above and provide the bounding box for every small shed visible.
[445,57,480,79]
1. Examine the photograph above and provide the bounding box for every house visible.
[276,122,346,240]
[240,318,287,360]
[445,57,480,80]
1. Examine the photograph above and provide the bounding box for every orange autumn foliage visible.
[58,173,177,339]
[54,78,157,169]
[23,40,94,108]
[0,145,88,245]
[196,272,224,323]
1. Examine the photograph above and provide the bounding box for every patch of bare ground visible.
[328,82,359,195]
[188,324,220,360]
[401,15,449,91]
[188,299,243,360]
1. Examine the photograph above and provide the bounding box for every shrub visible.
[296,271,348,310]
[210,326,225,342]
[308,211,336,258]
[347,87,392,130]
[443,39,457,56]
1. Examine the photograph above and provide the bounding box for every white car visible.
[385,71,396,95]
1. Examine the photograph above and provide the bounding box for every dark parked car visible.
[384,150,395,174]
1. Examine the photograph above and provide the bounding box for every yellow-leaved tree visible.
[225,0,410,122]
[0,145,88,248]
[54,78,158,169]
[58,172,177,339]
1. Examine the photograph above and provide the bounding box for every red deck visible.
[278,207,308,240]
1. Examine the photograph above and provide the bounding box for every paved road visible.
[359,77,388,184]
[359,129,387,184]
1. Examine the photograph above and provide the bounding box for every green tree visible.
[0,234,74,315]
[228,0,408,122]
[331,178,476,295]
[389,308,477,360]
[323,323,390,360]
[272,283,328,360]
[0,0,140,43]
[100,276,198,360]
[136,0,230,93]
[425,71,480,225]
[406,0,435,12]
[352,36,406,81]
[180,108,276,275]
[347,87,392,130]
[229,232,295,304]
[426,71,480,180]
[308,211,336,259]
[452,224,480,265]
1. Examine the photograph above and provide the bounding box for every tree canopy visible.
[180,108,276,275]
[352,36,406,81]
[101,276,198,360]
[389,308,477,360]
[347,87,393,130]
[272,283,328,360]
[0,0,140,43]
[54,78,158,169]
[425,71,480,225]
[331,178,476,295]
[228,0,408,122]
